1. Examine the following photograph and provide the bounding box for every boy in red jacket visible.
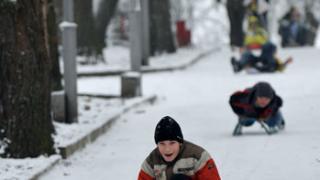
[229,82,285,135]
[138,116,221,180]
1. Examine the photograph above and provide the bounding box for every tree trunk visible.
[95,0,119,54]
[75,0,100,63]
[0,0,55,158]
[48,0,63,91]
[149,0,176,55]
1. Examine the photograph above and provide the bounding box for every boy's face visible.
[157,140,181,162]
[255,96,271,108]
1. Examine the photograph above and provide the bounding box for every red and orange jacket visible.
[229,87,282,119]
[138,141,221,180]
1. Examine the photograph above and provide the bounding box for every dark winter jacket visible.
[256,42,278,72]
[138,141,220,180]
[227,0,244,9]
[229,87,282,119]
[226,0,245,47]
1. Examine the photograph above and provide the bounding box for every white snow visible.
[191,1,229,47]
[122,71,141,78]
[0,155,60,180]
[59,21,77,29]
[76,46,213,74]
[40,46,320,180]
[2,0,320,179]
[53,96,154,148]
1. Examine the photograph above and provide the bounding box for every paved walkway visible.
[42,47,320,180]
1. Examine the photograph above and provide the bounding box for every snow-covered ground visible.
[40,46,320,180]
[2,1,320,179]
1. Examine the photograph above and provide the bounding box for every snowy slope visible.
[41,46,320,180]
[42,1,320,179]
[2,0,320,179]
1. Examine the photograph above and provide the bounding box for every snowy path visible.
[41,47,320,180]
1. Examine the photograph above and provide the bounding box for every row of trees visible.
[74,0,176,63]
[0,0,177,158]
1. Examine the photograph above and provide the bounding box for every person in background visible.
[278,6,307,47]
[245,0,270,30]
[231,41,293,73]
[244,15,268,49]
[138,116,221,180]
[229,82,285,136]
[304,5,319,46]
[226,0,246,53]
